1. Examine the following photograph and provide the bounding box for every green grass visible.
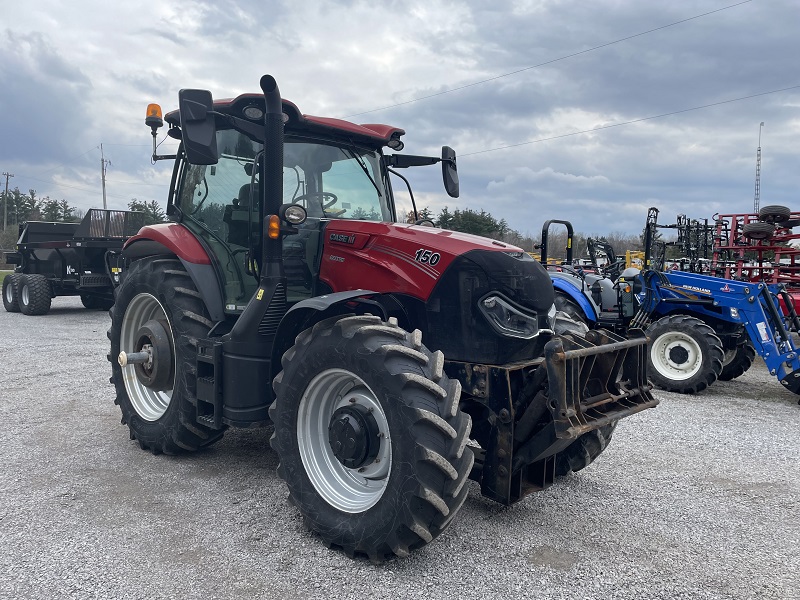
[0,270,12,286]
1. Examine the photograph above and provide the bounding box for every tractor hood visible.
[318,219,554,364]
[319,220,547,304]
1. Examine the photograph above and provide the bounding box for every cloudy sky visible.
[1,0,797,238]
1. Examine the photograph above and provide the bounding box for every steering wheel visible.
[291,192,345,217]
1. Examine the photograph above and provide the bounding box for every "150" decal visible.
[414,248,441,265]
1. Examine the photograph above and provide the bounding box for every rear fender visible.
[122,224,225,322]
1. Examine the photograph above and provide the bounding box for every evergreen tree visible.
[128,199,166,225]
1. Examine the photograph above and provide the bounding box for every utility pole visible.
[754,122,764,213]
[100,143,110,210]
[2,171,13,231]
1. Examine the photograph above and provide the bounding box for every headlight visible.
[479,294,540,339]
[280,203,307,225]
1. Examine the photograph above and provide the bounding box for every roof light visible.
[145,104,163,130]
[387,132,404,151]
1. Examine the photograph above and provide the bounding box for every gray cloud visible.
[2,0,798,235]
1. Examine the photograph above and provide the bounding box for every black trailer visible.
[2,209,145,315]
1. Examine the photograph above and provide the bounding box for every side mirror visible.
[178,89,218,165]
[441,146,459,198]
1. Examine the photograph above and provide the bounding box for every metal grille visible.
[258,283,287,336]
[77,209,146,239]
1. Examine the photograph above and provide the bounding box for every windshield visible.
[178,133,391,224]
[175,129,392,311]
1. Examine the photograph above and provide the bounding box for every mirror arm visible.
[150,129,178,162]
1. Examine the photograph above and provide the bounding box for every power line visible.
[344,0,754,118]
[459,85,800,158]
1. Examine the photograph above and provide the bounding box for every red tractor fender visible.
[122,223,211,264]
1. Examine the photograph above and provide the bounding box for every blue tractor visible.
[540,219,800,398]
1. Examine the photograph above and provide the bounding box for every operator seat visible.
[224,184,253,247]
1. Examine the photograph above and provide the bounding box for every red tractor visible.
[108,74,656,560]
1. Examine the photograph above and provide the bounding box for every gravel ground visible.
[1,296,798,600]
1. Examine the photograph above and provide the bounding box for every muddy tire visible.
[742,221,775,240]
[555,423,617,477]
[719,341,756,381]
[2,273,22,312]
[108,256,225,454]
[758,205,791,224]
[646,314,723,394]
[270,314,473,561]
[19,274,52,316]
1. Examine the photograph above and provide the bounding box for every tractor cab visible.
[171,130,392,309]
[141,92,457,315]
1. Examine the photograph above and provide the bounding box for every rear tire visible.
[718,341,756,381]
[19,274,52,316]
[645,314,723,394]
[108,256,225,454]
[2,273,22,312]
[270,314,473,561]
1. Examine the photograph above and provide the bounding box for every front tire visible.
[719,341,756,381]
[645,314,723,394]
[270,314,473,561]
[108,256,225,454]
[554,290,588,325]
[19,274,52,316]
[555,423,617,477]
[2,273,22,312]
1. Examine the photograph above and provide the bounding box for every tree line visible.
[407,205,646,260]
[1,185,647,261]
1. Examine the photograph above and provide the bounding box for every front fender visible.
[270,290,387,384]
[551,277,598,323]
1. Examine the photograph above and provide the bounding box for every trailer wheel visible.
[742,221,775,240]
[758,205,791,224]
[645,314,723,394]
[81,294,114,311]
[2,273,23,312]
[555,423,617,477]
[718,341,756,381]
[271,314,473,561]
[108,256,225,454]
[19,274,52,316]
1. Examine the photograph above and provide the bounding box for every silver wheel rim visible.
[120,293,174,421]
[650,331,703,381]
[4,280,13,303]
[20,283,29,306]
[297,368,391,513]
